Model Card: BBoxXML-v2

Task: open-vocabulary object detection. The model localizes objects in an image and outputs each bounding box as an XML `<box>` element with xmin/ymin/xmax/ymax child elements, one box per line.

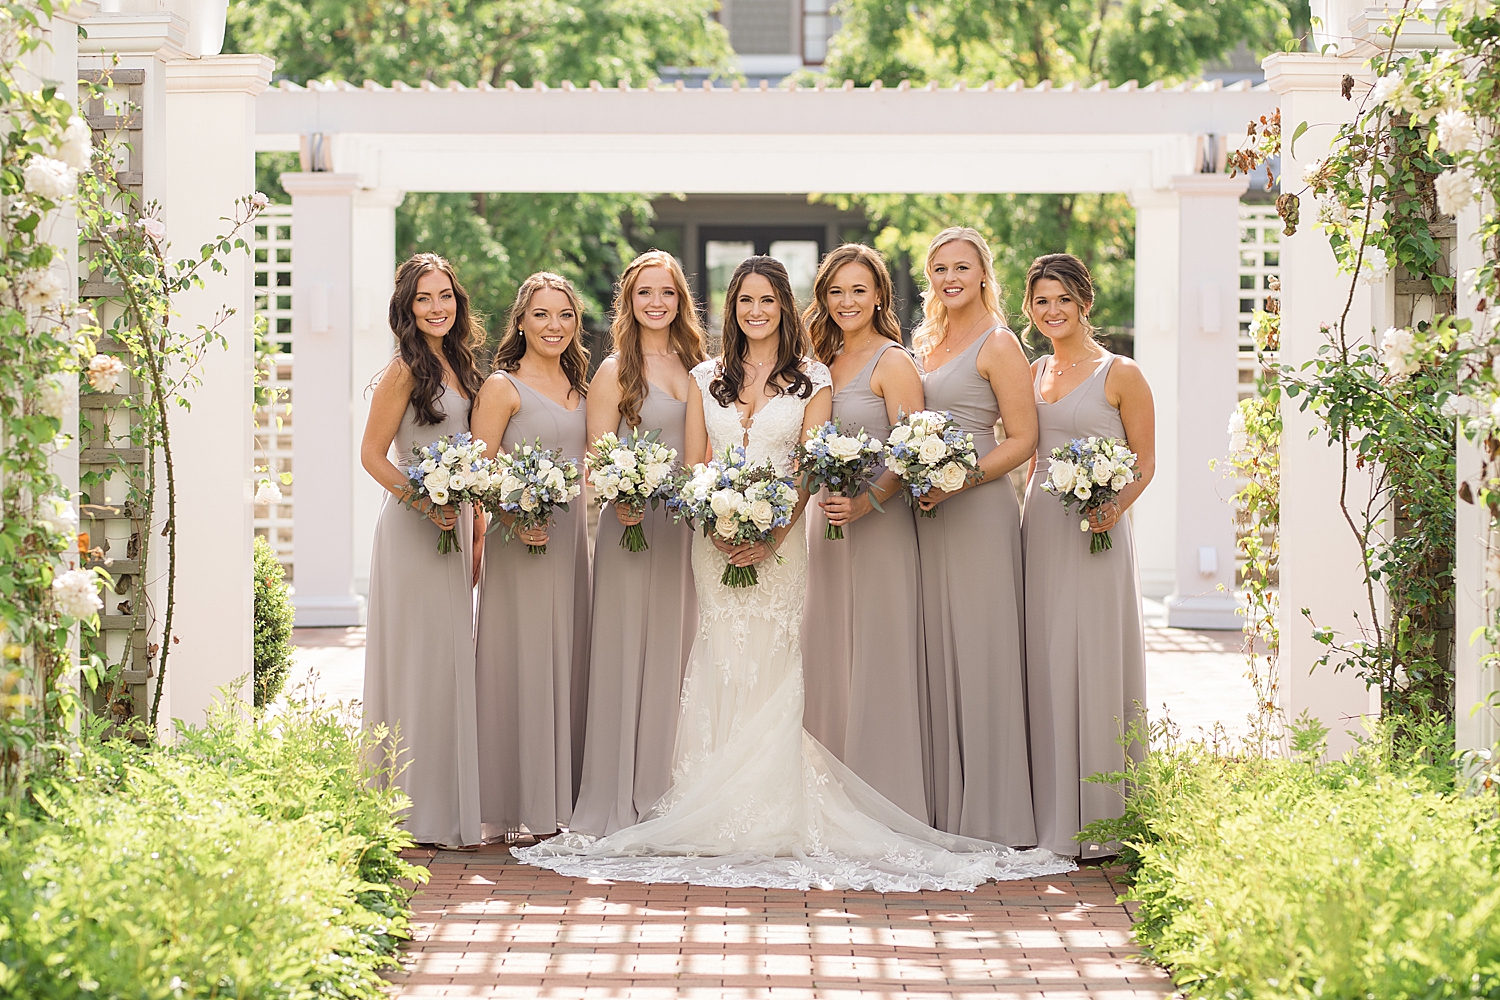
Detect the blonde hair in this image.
<box><xmin>1021</xmin><ymin>253</ymin><xmax>1098</xmax><ymax>343</ymax></box>
<box><xmin>493</xmin><ymin>271</ymin><xmax>590</xmax><ymax>398</ymax></box>
<box><xmin>609</xmin><ymin>250</ymin><xmax>708</xmax><ymax>429</ymax></box>
<box><xmin>804</xmin><ymin>244</ymin><xmax>903</xmax><ymax>366</ymax></box>
<box><xmin>912</xmin><ymin>227</ymin><xmax>1006</xmax><ymax>361</ymax></box>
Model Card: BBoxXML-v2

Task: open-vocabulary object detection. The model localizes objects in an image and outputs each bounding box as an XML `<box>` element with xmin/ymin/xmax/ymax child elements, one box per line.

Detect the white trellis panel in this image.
<box><xmin>254</xmin><ymin>204</ymin><xmax>294</xmax><ymax>580</ymax></box>
<box><xmin>1238</xmin><ymin>204</ymin><xmax>1281</xmax><ymax>401</ymax></box>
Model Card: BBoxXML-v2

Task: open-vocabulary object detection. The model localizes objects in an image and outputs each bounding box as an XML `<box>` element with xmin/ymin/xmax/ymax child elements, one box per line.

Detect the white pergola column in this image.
<box><xmin>283</xmin><ymin>172</ymin><xmax>364</xmax><ymax>627</ymax></box>
<box><xmin>159</xmin><ymin>54</ymin><xmax>273</xmax><ymax>725</ymax></box>
<box><xmin>1163</xmin><ymin>173</ymin><xmax>1249</xmax><ymax>629</ymax></box>
<box><xmin>1265</xmin><ymin>52</ymin><xmax>1381</xmax><ymax>754</ymax></box>
<box><xmin>1129</xmin><ymin>187</ymin><xmax>1180</xmax><ymax>601</ymax></box>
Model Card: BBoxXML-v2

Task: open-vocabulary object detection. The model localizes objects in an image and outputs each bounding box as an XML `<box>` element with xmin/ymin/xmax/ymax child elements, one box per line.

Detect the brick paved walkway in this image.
<box><xmin>388</xmin><ymin>845</ymin><xmax>1171</xmax><ymax>999</ymax></box>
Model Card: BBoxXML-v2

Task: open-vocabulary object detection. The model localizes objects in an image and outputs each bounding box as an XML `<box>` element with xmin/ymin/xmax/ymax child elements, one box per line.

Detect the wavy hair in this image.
<box><xmin>804</xmin><ymin>244</ymin><xmax>903</xmax><ymax>366</ymax></box>
<box><xmin>386</xmin><ymin>253</ymin><xmax>485</xmax><ymax>425</ymax></box>
<box><xmin>492</xmin><ymin>271</ymin><xmax>590</xmax><ymax>398</ymax></box>
<box><xmin>609</xmin><ymin>250</ymin><xmax>708</xmax><ymax>428</ymax></box>
<box><xmin>911</xmin><ymin>227</ymin><xmax>1006</xmax><ymax>361</ymax></box>
<box><xmin>1021</xmin><ymin>252</ymin><xmax>1098</xmax><ymax>345</ymax></box>
<box><xmin>709</xmin><ymin>256</ymin><xmax>814</xmax><ymax>409</ymax></box>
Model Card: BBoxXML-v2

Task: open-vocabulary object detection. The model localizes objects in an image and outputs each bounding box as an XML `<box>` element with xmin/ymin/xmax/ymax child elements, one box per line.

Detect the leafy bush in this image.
<box><xmin>253</xmin><ymin>534</ymin><xmax>295</xmax><ymax>708</ymax></box>
<box><xmin>0</xmin><ymin>699</ymin><xmax>425</xmax><ymax>997</ymax></box>
<box><xmin>1098</xmin><ymin>721</ymin><xmax>1500</xmax><ymax>999</ymax></box>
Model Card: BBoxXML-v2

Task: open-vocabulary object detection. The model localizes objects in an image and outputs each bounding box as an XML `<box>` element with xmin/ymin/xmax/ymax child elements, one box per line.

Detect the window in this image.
<box><xmin>802</xmin><ymin>0</ymin><xmax>839</xmax><ymax>65</ymax></box>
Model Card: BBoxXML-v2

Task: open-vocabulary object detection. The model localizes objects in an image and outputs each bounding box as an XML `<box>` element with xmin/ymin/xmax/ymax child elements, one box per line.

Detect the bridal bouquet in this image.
<box><xmin>883</xmin><ymin>410</ymin><xmax>983</xmax><ymax>517</ymax></box>
<box><xmin>403</xmin><ymin>432</ymin><xmax>496</xmax><ymax>554</ymax></box>
<box><xmin>798</xmin><ymin>420</ymin><xmax>886</xmax><ymax>540</ymax></box>
<box><xmin>585</xmin><ymin>428</ymin><xmax>679</xmax><ymax>552</ymax></box>
<box><xmin>484</xmin><ymin>439</ymin><xmax>583</xmax><ymax>555</ymax></box>
<box><xmin>669</xmin><ymin>446</ymin><xmax>797</xmax><ymax>588</ymax></box>
<box><xmin>1041</xmin><ymin>436</ymin><xmax>1138</xmax><ymax>554</ymax></box>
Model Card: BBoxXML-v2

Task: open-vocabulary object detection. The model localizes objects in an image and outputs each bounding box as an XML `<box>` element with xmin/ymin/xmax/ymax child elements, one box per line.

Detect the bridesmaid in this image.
<box><xmin>1021</xmin><ymin>253</ymin><xmax>1154</xmax><ymax>858</ymax></box>
<box><xmin>799</xmin><ymin>244</ymin><xmax>930</xmax><ymax>823</ymax></box>
<box><xmin>471</xmin><ymin>272</ymin><xmax>592</xmax><ymax>840</ymax></box>
<box><xmin>360</xmin><ymin>253</ymin><xmax>486</xmax><ymax>848</ymax></box>
<box><xmin>571</xmin><ymin>251</ymin><xmax>707</xmax><ymax>836</ymax></box>
<box><xmin>912</xmin><ymin>227</ymin><xmax>1040</xmax><ymax>846</ymax></box>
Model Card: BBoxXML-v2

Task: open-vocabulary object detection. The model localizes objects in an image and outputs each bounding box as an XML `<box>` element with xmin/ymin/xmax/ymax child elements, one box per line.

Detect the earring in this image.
<box><xmin>875</xmin><ymin>304</ymin><xmax>881</xmax><ymax>311</ymax></box>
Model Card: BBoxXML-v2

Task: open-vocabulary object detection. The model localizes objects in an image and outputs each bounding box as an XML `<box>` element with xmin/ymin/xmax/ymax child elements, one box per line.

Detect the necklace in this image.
<box><xmin>943</xmin><ymin>315</ymin><xmax>993</xmax><ymax>353</ymax></box>
<box><xmin>1049</xmin><ymin>351</ymin><xmax>1100</xmax><ymax>376</ymax></box>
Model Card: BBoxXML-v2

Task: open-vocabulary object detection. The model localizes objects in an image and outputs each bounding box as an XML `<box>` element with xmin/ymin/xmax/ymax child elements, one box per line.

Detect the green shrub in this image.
<box><xmin>0</xmin><ymin>698</ymin><xmax>425</xmax><ymax>997</ymax></box>
<box><xmin>253</xmin><ymin>534</ymin><xmax>295</xmax><ymax>708</ymax></box>
<box><xmin>1105</xmin><ymin>722</ymin><xmax>1500</xmax><ymax>999</ymax></box>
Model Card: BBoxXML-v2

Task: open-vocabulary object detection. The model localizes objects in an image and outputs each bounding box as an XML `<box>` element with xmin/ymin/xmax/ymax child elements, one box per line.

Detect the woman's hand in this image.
<box><xmin>917</xmin><ymin>485</ymin><xmax>965</xmax><ymax>512</ymax></box>
<box><xmin>426</xmin><ymin>502</ymin><xmax>458</xmax><ymax>530</ymax></box>
<box><xmin>822</xmin><ymin>492</ymin><xmax>874</xmax><ymax>527</ymax></box>
<box><xmin>518</xmin><ymin>523</ymin><xmax>549</xmax><ymax>548</ymax></box>
<box><xmin>1088</xmin><ymin>500</ymin><xmax>1122</xmax><ymax>534</ymax></box>
<box><xmin>711</xmin><ymin>533</ymin><xmax>779</xmax><ymax>567</ymax></box>
<box><xmin>614</xmin><ymin>503</ymin><xmax>645</xmax><ymax>527</ymax></box>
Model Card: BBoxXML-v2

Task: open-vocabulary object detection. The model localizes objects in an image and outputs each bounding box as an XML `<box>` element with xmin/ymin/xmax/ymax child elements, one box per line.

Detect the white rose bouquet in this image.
<box><xmin>797</xmin><ymin>419</ymin><xmax>886</xmax><ymax>540</ymax></box>
<box><xmin>667</xmin><ymin>445</ymin><xmax>797</xmax><ymax>588</ymax></box>
<box><xmin>403</xmin><ymin>432</ymin><xmax>496</xmax><ymax>554</ymax></box>
<box><xmin>882</xmin><ymin>410</ymin><xmax>983</xmax><ymax>517</ymax></box>
<box><xmin>585</xmin><ymin>427</ymin><xmax>680</xmax><ymax>553</ymax></box>
<box><xmin>484</xmin><ymin>439</ymin><xmax>583</xmax><ymax>555</ymax></box>
<box><xmin>1041</xmin><ymin>435</ymin><xmax>1138</xmax><ymax>554</ymax></box>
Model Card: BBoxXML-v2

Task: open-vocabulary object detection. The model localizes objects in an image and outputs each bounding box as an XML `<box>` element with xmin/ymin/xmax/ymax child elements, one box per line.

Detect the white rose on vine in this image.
<box><xmin>255</xmin><ymin>479</ymin><xmax>283</xmax><ymax>505</ymax></box>
<box><xmin>55</xmin><ymin>116</ymin><xmax>92</xmax><ymax>171</ymax></box>
<box><xmin>37</xmin><ymin>495</ymin><xmax>77</xmax><ymax>537</ymax></box>
<box><xmin>1359</xmin><ymin>246</ymin><xmax>1390</xmax><ymax>284</ymax></box>
<box><xmin>138</xmin><ymin>217</ymin><xmax>166</xmax><ymax>242</ymax></box>
<box><xmin>52</xmin><ymin>568</ymin><xmax>102</xmax><ymax>621</ymax></box>
<box><xmin>1435</xmin><ymin>168</ymin><xmax>1477</xmax><ymax>216</ymax></box>
<box><xmin>20</xmin><ymin>269</ymin><xmax>67</xmax><ymax>309</ymax></box>
<box><xmin>1317</xmin><ymin>196</ymin><xmax>1352</xmax><ymax>229</ymax></box>
<box><xmin>1380</xmin><ymin>326</ymin><xmax>1420</xmax><ymax>378</ymax></box>
<box><xmin>1436</xmin><ymin>108</ymin><xmax>1478</xmax><ymax>153</ymax></box>
<box><xmin>23</xmin><ymin>155</ymin><xmax>75</xmax><ymax>201</ymax></box>
<box><xmin>87</xmin><ymin>354</ymin><xmax>125</xmax><ymax>393</ymax></box>
<box><xmin>38</xmin><ymin>374</ymin><xmax>67</xmax><ymax>420</ymax></box>
<box><xmin>1227</xmin><ymin>407</ymin><xmax>1249</xmax><ymax>455</ymax></box>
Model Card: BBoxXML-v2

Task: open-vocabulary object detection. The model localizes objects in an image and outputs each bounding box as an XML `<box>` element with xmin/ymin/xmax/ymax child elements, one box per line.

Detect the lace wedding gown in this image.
<box><xmin>514</xmin><ymin>359</ymin><xmax>1074</xmax><ymax>891</ymax></box>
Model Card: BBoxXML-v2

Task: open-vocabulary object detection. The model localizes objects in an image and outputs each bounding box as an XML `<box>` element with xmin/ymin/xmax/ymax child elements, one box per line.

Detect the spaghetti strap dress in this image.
<box><xmin>801</xmin><ymin>341</ymin><xmax>929</xmax><ymax>823</ymax></box>
<box><xmin>571</xmin><ymin>383</ymin><xmax>698</xmax><ymax>836</ymax></box>
<box><xmin>474</xmin><ymin>375</ymin><xmax>592</xmax><ymax>839</ymax></box>
<box><xmin>1022</xmin><ymin>353</ymin><xmax>1146</xmax><ymax>857</ymax></box>
<box><xmin>917</xmin><ymin>330</ymin><xmax>1036</xmax><ymax>846</ymax></box>
<box><xmin>363</xmin><ymin>385</ymin><xmax>482</xmax><ymax>847</ymax></box>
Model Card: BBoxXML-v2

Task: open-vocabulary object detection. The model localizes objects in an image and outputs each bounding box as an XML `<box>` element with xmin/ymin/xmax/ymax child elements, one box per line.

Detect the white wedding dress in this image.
<box><xmin>514</xmin><ymin>358</ymin><xmax>1074</xmax><ymax>891</ymax></box>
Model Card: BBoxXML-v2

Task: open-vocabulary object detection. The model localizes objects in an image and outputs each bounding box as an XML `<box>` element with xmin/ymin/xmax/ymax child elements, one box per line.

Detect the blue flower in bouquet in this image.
<box><xmin>403</xmin><ymin>432</ymin><xmax>495</xmax><ymax>554</ymax></box>
<box><xmin>1041</xmin><ymin>435</ymin><xmax>1138</xmax><ymax>554</ymax></box>
<box><xmin>798</xmin><ymin>420</ymin><xmax>886</xmax><ymax>539</ymax></box>
<box><xmin>484</xmin><ymin>439</ymin><xmax>583</xmax><ymax>555</ymax></box>
<box><xmin>670</xmin><ymin>446</ymin><xmax>797</xmax><ymax>587</ymax></box>
<box><xmin>882</xmin><ymin>410</ymin><xmax>983</xmax><ymax>517</ymax></box>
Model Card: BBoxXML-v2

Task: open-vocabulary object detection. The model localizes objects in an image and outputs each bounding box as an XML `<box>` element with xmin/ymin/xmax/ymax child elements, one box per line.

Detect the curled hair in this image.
<box><xmin>386</xmin><ymin>253</ymin><xmax>485</xmax><ymax>425</ymax></box>
<box><xmin>804</xmin><ymin>244</ymin><xmax>903</xmax><ymax>366</ymax></box>
<box><xmin>709</xmin><ymin>255</ymin><xmax>814</xmax><ymax>409</ymax></box>
<box><xmin>1022</xmin><ymin>253</ymin><xmax>1098</xmax><ymax>344</ymax></box>
<box><xmin>609</xmin><ymin>250</ymin><xmax>708</xmax><ymax>428</ymax></box>
<box><xmin>912</xmin><ymin>227</ymin><xmax>1006</xmax><ymax>361</ymax></box>
<box><xmin>492</xmin><ymin>271</ymin><xmax>590</xmax><ymax>398</ymax></box>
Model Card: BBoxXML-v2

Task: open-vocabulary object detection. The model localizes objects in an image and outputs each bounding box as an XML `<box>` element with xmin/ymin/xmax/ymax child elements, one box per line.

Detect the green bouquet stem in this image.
<box><xmin>527</xmin><ymin>543</ymin><xmax>548</xmax><ymax>555</ymax></box>
<box><xmin>436</xmin><ymin>527</ymin><xmax>459</xmax><ymax>554</ymax></box>
<box><xmin>721</xmin><ymin>562</ymin><xmax>759</xmax><ymax>588</ymax></box>
<box><xmin>824</xmin><ymin>491</ymin><xmax>846</xmax><ymax>540</ymax></box>
<box><xmin>619</xmin><ymin>507</ymin><xmax>649</xmax><ymax>552</ymax></box>
<box><xmin>917</xmin><ymin>505</ymin><xmax>938</xmax><ymax>518</ymax></box>
<box><xmin>1090</xmin><ymin>529</ymin><xmax>1113</xmax><ymax>555</ymax></box>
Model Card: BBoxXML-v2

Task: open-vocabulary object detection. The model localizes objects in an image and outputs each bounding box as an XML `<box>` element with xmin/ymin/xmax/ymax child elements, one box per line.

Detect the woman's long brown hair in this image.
<box><xmin>492</xmin><ymin>271</ymin><xmax>590</xmax><ymax>398</ymax></box>
<box><xmin>387</xmin><ymin>253</ymin><xmax>485</xmax><ymax>425</ymax></box>
<box><xmin>804</xmin><ymin>244</ymin><xmax>904</xmax><ymax>366</ymax></box>
<box><xmin>709</xmin><ymin>256</ymin><xmax>814</xmax><ymax>409</ymax></box>
<box><xmin>609</xmin><ymin>250</ymin><xmax>708</xmax><ymax>428</ymax></box>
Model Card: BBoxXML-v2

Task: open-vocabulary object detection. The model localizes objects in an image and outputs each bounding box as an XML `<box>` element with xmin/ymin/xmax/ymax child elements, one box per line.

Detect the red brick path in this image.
<box><xmin>388</xmin><ymin>846</ymin><xmax>1172</xmax><ymax>999</ymax></box>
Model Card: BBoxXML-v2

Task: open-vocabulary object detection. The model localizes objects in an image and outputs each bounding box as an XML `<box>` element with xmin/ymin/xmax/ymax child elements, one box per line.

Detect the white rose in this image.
<box><xmin>611</xmin><ymin>449</ymin><xmax>637</xmax><ymax>471</ymax></box>
<box><xmin>1359</xmin><ymin>246</ymin><xmax>1390</xmax><ymax>284</ymax></box>
<box><xmin>251</xmin><ymin>191</ymin><xmax>271</xmax><ymax>209</ymax></box>
<box><xmin>56</xmin><ymin>117</ymin><xmax>93</xmax><ymax>171</ymax></box>
<box><xmin>52</xmin><ymin>567</ymin><xmax>102</xmax><ymax>620</ymax></box>
<box><xmin>748</xmin><ymin>498</ymin><xmax>775</xmax><ymax>530</ymax></box>
<box><xmin>887</xmin><ymin>424</ymin><xmax>912</xmax><ymax>445</ymax></box>
<box><xmin>644</xmin><ymin>462</ymin><xmax>672</xmax><ymax>486</ymax></box>
<box><xmin>1091</xmin><ymin>459</ymin><xmax>1112</xmax><ymax>486</ymax></box>
<box><xmin>827</xmin><ymin>436</ymin><xmax>864</xmax><ymax>462</ymax></box>
<box><xmin>86</xmin><ymin>354</ymin><xmax>125</xmax><ymax>393</ymax></box>
<box><xmin>1048</xmin><ymin>459</ymin><xmax>1077</xmax><ymax>491</ymax></box>
<box><xmin>545</xmin><ymin>467</ymin><xmax>566</xmax><ymax>491</ymax></box>
<box><xmin>1380</xmin><ymin>326</ymin><xmax>1420</xmax><ymax>378</ymax></box>
<box><xmin>37</xmin><ymin>374</ymin><xmax>67</xmax><ymax>420</ymax></box>
<box><xmin>1227</xmin><ymin>408</ymin><xmax>1249</xmax><ymax>454</ymax></box>
<box><xmin>886</xmin><ymin>458</ymin><xmax>907</xmax><ymax>477</ymax></box>
<box><xmin>1073</xmin><ymin>483</ymin><xmax>1092</xmax><ymax>501</ymax></box>
<box><xmin>936</xmin><ymin>462</ymin><xmax>967</xmax><ymax>493</ymax></box>
<box><xmin>254</xmin><ymin>479</ymin><xmax>283</xmax><ymax>505</ymax></box>
<box><xmin>714</xmin><ymin>515</ymin><xmax>737</xmax><ymax>539</ymax></box>
<box><xmin>23</xmin><ymin>156</ymin><xmax>74</xmax><ymax>201</ymax></box>
<box><xmin>423</xmin><ymin>468</ymin><xmax>450</xmax><ymax>492</ymax></box>
<box><xmin>916</xmin><ymin>436</ymin><xmax>947</xmax><ymax>464</ymax></box>
<box><xmin>519</xmin><ymin>487</ymin><xmax>538</xmax><ymax>512</ymax></box>
<box><xmin>1436</xmin><ymin>108</ymin><xmax>1477</xmax><ymax>153</ymax></box>
<box><xmin>421</xmin><ymin>458</ymin><xmax>438</xmax><ymax>474</ymax></box>
<box><xmin>500</xmin><ymin>475</ymin><xmax>522</xmax><ymax>496</ymax></box>
<box><xmin>1436</xmin><ymin>168</ymin><xmax>1477</xmax><ymax>216</ymax></box>
<box><xmin>1111</xmin><ymin>474</ymin><xmax>1128</xmax><ymax>491</ymax></box>
<box><xmin>37</xmin><ymin>494</ymin><xmax>78</xmax><ymax>536</ymax></box>
<box><xmin>137</xmin><ymin>217</ymin><xmax>165</xmax><ymax>242</ymax></box>
<box><xmin>21</xmin><ymin>269</ymin><xmax>67</xmax><ymax>309</ymax></box>
<box><xmin>710</xmin><ymin>489</ymin><xmax>741</xmax><ymax>519</ymax></box>
<box><xmin>442</xmin><ymin>447</ymin><xmax>461</xmax><ymax>466</ymax></box>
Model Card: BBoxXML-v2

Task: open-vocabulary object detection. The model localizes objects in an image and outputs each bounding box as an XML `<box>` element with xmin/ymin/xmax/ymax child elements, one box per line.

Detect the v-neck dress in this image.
<box><xmin>917</xmin><ymin>330</ymin><xmax>1036</xmax><ymax>847</ymax></box>
<box><xmin>571</xmin><ymin>382</ymin><xmax>699</xmax><ymax>836</ymax></box>
<box><xmin>474</xmin><ymin>374</ymin><xmax>592</xmax><ymax>839</ymax></box>
<box><xmin>363</xmin><ymin>385</ymin><xmax>482</xmax><ymax>847</ymax></box>
<box><xmin>800</xmin><ymin>342</ymin><xmax>930</xmax><ymax>823</ymax></box>
<box><xmin>1022</xmin><ymin>353</ymin><xmax>1145</xmax><ymax>858</ymax></box>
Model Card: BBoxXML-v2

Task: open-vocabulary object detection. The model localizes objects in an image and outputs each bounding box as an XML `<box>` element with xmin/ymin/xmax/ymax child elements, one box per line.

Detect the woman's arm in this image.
<box><xmin>1089</xmin><ymin>358</ymin><xmax>1156</xmax><ymax>534</ymax></box>
<box><xmin>684</xmin><ymin>377</ymin><xmax>710</xmax><ymax>466</ymax></box>
<box><xmin>823</xmin><ymin>348</ymin><xmax>924</xmax><ymax>527</ymax></box>
<box><xmin>360</xmin><ymin>360</ymin><xmax>456</xmax><ymax>530</ymax></box>
<box><xmin>918</xmin><ymin>328</ymin><xmax>1037</xmax><ymax>511</ymax></box>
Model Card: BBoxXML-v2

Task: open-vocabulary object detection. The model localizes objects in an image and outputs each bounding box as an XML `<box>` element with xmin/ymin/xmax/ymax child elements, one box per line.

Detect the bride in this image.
<box><xmin>516</xmin><ymin>256</ymin><xmax>1073</xmax><ymax>890</ymax></box>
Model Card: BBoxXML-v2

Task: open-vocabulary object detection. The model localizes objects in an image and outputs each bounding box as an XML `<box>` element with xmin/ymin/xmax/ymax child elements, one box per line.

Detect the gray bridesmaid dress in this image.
<box><xmin>570</xmin><ymin>383</ymin><xmax>698</xmax><ymax>835</ymax></box>
<box><xmin>363</xmin><ymin>385</ymin><xmax>482</xmax><ymax>847</ymax></box>
<box><xmin>801</xmin><ymin>342</ymin><xmax>929</xmax><ymax>823</ymax></box>
<box><xmin>474</xmin><ymin>375</ymin><xmax>592</xmax><ymax>839</ymax></box>
<box><xmin>917</xmin><ymin>329</ymin><xmax>1036</xmax><ymax>846</ymax></box>
<box><xmin>1022</xmin><ymin>353</ymin><xmax>1146</xmax><ymax>858</ymax></box>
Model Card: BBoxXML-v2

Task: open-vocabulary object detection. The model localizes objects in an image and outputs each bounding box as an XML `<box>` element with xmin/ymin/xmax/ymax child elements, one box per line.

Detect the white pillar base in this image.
<box><xmin>1165</xmin><ymin>591</ymin><xmax>1242</xmax><ymax>630</ymax></box>
<box><xmin>293</xmin><ymin>594</ymin><xmax>367</xmax><ymax>627</ymax></box>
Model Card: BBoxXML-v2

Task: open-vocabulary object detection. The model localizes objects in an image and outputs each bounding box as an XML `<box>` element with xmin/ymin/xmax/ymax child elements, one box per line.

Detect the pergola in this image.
<box><xmin>256</xmin><ymin>79</ymin><xmax>1275</xmax><ymax>634</ymax></box>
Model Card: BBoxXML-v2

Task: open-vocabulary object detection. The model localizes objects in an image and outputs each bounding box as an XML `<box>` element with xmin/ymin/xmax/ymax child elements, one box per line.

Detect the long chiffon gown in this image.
<box><xmin>1023</xmin><ymin>354</ymin><xmax>1146</xmax><ymax>857</ymax></box>
<box><xmin>514</xmin><ymin>358</ymin><xmax>1072</xmax><ymax>891</ymax></box>
<box><xmin>570</xmin><ymin>384</ymin><xmax>698</xmax><ymax>836</ymax></box>
<box><xmin>917</xmin><ymin>329</ymin><xmax>1037</xmax><ymax>846</ymax></box>
<box><xmin>801</xmin><ymin>341</ymin><xmax>929</xmax><ymax>823</ymax></box>
<box><xmin>363</xmin><ymin>385</ymin><xmax>482</xmax><ymax>847</ymax></box>
<box><xmin>474</xmin><ymin>375</ymin><xmax>591</xmax><ymax>840</ymax></box>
